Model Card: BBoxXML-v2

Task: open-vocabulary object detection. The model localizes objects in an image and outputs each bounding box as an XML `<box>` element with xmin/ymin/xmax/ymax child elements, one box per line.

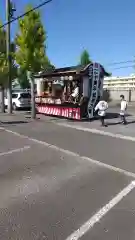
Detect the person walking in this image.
<box><xmin>120</xmin><ymin>95</ymin><xmax>127</xmax><ymax>125</ymax></box>
<box><xmin>95</xmin><ymin>98</ymin><xmax>108</xmax><ymax>127</ymax></box>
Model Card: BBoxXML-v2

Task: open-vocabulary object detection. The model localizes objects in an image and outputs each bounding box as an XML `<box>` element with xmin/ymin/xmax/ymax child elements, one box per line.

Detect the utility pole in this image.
<box><xmin>6</xmin><ymin>0</ymin><xmax>12</xmax><ymax>114</ymax></box>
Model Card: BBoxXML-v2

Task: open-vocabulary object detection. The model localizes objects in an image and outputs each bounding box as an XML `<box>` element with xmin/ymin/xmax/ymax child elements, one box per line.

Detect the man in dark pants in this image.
<box><xmin>95</xmin><ymin>98</ymin><xmax>108</xmax><ymax>127</ymax></box>
<box><xmin>100</xmin><ymin>115</ymin><xmax>105</xmax><ymax>126</ymax></box>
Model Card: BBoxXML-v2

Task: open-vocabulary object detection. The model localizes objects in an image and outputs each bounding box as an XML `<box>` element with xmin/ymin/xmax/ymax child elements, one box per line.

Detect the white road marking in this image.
<box><xmin>56</xmin><ymin>122</ymin><xmax>135</xmax><ymax>142</ymax></box>
<box><xmin>0</xmin><ymin>146</ymin><xmax>30</xmax><ymax>157</ymax></box>
<box><xmin>65</xmin><ymin>180</ymin><xmax>135</xmax><ymax>240</ymax></box>
<box><xmin>2</xmin><ymin>128</ymin><xmax>135</xmax><ymax>179</ymax></box>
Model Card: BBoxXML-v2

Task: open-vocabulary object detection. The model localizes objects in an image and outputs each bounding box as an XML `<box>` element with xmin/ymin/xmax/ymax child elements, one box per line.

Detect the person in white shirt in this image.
<box><xmin>120</xmin><ymin>95</ymin><xmax>127</xmax><ymax>124</ymax></box>
<box><xmin>71</xmin><ymin>86</ymin><xmax>79</xmax><ymax>98</ymax></box>
<box><xmin>71</xmin><ymin>82</ymin><xmax>79</xmax><ymax>103</ymax></box>
<box><xmin>95</xmin><ymin>98</ymin><xmax>108</xmax><ymax>127</ymax></box>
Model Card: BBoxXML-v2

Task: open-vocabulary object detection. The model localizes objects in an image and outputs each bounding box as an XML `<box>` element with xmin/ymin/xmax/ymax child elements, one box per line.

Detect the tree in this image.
<box><xmin>17</xmin><ymin>56</ymin><xmax>54</xmax><ymax>90</ymax></box>
<box><xmin>0</xmin><ymin>53</ymin><xmax>7</xmax><ymax>112</ymax></box>
<box><xmin>0</xmin><ymin>50</ymin><xmax>17</xmax><ymax>113</ymax></box>
<box><xmin>79</xmin><ymin>49</ymin><xmax>92</xmax><ymax>66</ymax></box>
<box><xmin>42</xmin><ymin>55</ymin><xmax>55</xmax><ymax>73</ymax></box>
<box><xmin>17</xmin><ymin>68</ymin><xmax>30</xmax><ymax>89</ymax></box>
<box><xmin>108</xmin><ymin>72</ymin><xmax>112</xmax><ymax>76</ymax></box>
<box><xmin>0</xmin><ymin>27</ymin><xmax>6</xmax><ymax>54</ymax></box>
<box><xmin>0</xmin><ymin>21</ymin><xmax>17</xmax><ymax>112</ymax></box>
<box><xmin>15</xmin><ymin>4</ymin><xmax>48</xmax><ymax>119</ymax></box>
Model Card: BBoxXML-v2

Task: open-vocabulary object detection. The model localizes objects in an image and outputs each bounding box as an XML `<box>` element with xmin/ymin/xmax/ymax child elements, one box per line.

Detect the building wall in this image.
<box><xmin>104</xmin><ymin>89</ymin><xmax>135</xmax><ymax>102</ymax></box>
<box><xmin>103</xmin><ymin>75</ymin><xmax>135</xmax><ymax>90</ymax></box>
<box><xmin>103</xmin><ymin>75</ymin><xmax>135</xmax><ymax>102</ymax></box>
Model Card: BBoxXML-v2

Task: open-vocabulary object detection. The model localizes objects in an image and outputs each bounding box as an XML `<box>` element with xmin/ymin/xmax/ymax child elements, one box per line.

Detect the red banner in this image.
<box><xmin>37</xmin><ymin>105</ymin><xmax>80</xmax><ymax>120</ymax></box>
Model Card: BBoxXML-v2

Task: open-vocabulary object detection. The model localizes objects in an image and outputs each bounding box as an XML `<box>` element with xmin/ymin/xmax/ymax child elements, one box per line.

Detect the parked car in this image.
<box><xmin>4</xmin><ymin>92</ymin><xmax>31</xmax><ymax>110</ymax></box>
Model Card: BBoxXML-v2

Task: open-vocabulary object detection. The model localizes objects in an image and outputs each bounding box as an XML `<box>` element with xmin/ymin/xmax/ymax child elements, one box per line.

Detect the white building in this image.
<box><xmin>103</xmin><ymin>74</ymin><xmax>135</xmax><ymax>101</ymax></box>
<box><xmin>104</xmin><ymin>74</ymin><xmax>135</xmax><ymax>90</ymax></box>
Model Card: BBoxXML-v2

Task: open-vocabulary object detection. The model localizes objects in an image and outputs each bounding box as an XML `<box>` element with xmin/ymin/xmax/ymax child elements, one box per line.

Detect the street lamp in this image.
<box><xmin>9</xmin><ymin>1</ymin><xmax>16</xmax><ymax>18</ymax></box>
<box><xmin>6</xmin><ymin>0</ymin><xmax>16</xmax><ymax>114</ymax></box>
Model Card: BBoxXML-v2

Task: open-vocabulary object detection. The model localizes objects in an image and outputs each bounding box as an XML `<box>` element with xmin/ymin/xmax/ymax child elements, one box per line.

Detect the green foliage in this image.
<box><xmin>107</xmin><ymin>72</ymin><xmax>112</xmax><ymax>76</ymax></box>
<box><xmin>42</xmin><ymin>55</ymin><xmax>55</xmax><ymax>72</ymax></box>
<box><xmin>17</xmin><ymin>68</ymin><xmax>30</xmax><ymax>89</ymax></box>
<box><xmin>0</xmin><ymin>53</ymin><xmax>8</xmax><ymax>85</ymax></box>
<box><xmin>0</xmin><ymin>20</ymin><xmax>6</xmax><ymax>52</ymax></box>
<box><xmin>103</xmin><ymin>68</ymin><xmax>112</xmax><ymax>77</ymax></box>
<box><xmin>79</xmin><ymin>49</ymin><xmax>92</xmax><ymax>66</ymax></box>
<box><xmin>0</xmin><ymin>20</ymin><xmax>17</xmax><ymax>87</ymax></box>
<box><xmin>15</xmin><ymin>4</ymin><xmax>47</xmax><ymax>73</ymax></box>
<box><xmin>0</xmin><ymin>22</ymin><xmax>8</xmax><ymax>86</ymax></box>
<box><xmin>0</xmin><ymin>50</ymin><xmax>17</xmax><ymax>87</ymax></box>
<box><xmin>0</xmin><ymin>54</ymin><xmax>17</xmax><ymax>87</ymax></box>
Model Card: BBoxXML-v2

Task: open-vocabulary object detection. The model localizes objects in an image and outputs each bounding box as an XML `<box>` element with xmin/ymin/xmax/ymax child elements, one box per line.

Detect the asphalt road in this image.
<box><xmin>0</xmin><ymin>117</ymin><xmax>135</xmax><ymax>239</ymax></box>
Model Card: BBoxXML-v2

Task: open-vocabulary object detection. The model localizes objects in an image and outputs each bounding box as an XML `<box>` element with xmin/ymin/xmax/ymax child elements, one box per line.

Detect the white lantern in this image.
<box><xmin>69</xmin><ymin>76</ymin><xmax>73</xmax><ymax>81</ymax></box>
<box><xmin>64</xmin><ymin>76</ymin><xmax>69</xmax><ymax>80</ymax></box>
<box><xmin>60</xmin><ymin>76</ymin><xmax>64</xmax><ymax>81</ymax></box>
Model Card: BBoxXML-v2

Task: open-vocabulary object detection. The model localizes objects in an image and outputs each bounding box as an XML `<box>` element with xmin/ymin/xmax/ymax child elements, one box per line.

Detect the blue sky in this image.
<box><xmin>1</xmin><ymin>0</ymin><xmax>135</xmax><ymax>76</ymax></box>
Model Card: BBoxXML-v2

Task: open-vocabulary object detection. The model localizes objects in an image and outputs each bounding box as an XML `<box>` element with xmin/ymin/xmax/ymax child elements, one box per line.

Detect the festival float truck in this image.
<box><xmin>34</xmin><ymin>63</ymin><xmax>109</xmax><ymax>120</ymax></box>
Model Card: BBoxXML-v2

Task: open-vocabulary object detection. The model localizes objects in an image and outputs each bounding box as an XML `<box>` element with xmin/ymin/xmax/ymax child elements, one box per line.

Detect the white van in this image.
<box><xmin>5</xmin><ymin>92</ymin><xmax>31</xmax><ymax>110</ymax></box>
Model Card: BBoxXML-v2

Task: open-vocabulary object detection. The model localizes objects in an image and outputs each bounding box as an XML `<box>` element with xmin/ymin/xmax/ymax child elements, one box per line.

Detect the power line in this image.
<box><xmin>111</xmin><ymin>65</ymin><xmax>135</xmax><ymax>70</ymax></box>
<box><xmin>0</xmin><ymin>0</ymin><xmax>52</xmax><ymax>29</ymax></box>
<box><xmin>107</xmin><ymin>60</ymin><xmax>134</xmax><ymax>66</ymax></box>
<box><xmin>1</xmin><ymin>0</ymin><xmax>134</xmax><ymax>73</ymax></box>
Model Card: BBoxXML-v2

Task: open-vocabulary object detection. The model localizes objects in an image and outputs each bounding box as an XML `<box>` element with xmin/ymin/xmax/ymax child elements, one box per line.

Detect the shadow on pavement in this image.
<box><xmin>126</xmin><ymin>120</ymin><xmax>135</xmax><ymax>125</ymax></box>
<box><xmin>0</xmin><ymin>120</ymin><xmax>28</xmax><ymax>125</ymax></box>
<box><xmin>106</xmin><ymin>112</ymin><xmax>131</xmax><ymax>119</ymax></box>
<box><xmin>107</xmin><ymin>120</ymin><xmax>135</xmax><ymax>126</ymax></box>
<box><xmin>67</xmin><ymin>112</ymin><xmax>132</xmax><ymax>123</ymax></box>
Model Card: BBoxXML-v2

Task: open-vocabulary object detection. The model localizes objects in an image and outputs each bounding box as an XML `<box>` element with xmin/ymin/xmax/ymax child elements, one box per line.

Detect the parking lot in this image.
<box><xmin>0</xmin><ymin>120</ymin><xmax>135</xmax><ymax>239</ymax></box>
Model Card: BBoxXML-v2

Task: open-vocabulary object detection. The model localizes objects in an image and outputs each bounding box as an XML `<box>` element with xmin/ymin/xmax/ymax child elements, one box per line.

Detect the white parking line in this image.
<box><xmin>65</xmin><ymin>180</ymin><xmax>135</xmax><ymax>240</ymax></box>
<box><xmin>0</xmin><ymin>146</ymin><xmax>30</xmax><ymax>156</ymax></box>
<box><xmin>56</xmin><ymin>122</ymin><xmax>135</xmax><ymax>142</ymax></box>
<box><xmin>2</xmin><ymin>127</ymin><xmax>135</xmax><ymax>179</ymax></box>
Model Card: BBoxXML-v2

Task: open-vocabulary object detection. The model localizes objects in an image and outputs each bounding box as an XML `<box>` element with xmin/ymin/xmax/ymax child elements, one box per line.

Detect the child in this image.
<box><xmin>95</xmin><ymin>98</ymin><xmax>108</xmax><ymax>127</ymax></box>
<box><xmin>120</xmin><ymin>95</ymin><xmax>127</xmax><ymax>124</ymax></box>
